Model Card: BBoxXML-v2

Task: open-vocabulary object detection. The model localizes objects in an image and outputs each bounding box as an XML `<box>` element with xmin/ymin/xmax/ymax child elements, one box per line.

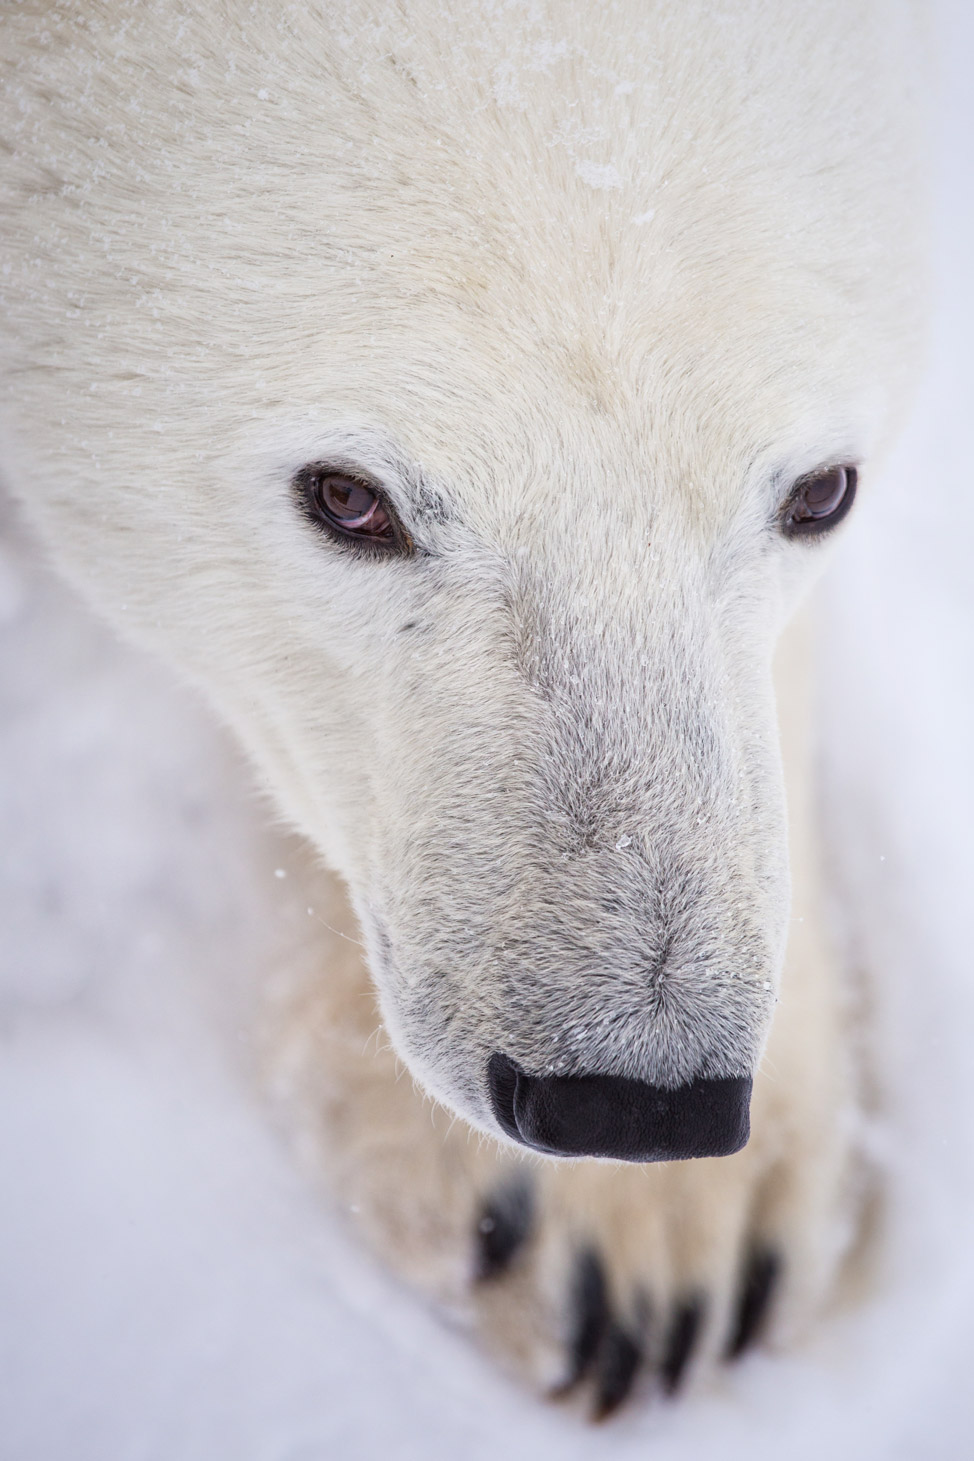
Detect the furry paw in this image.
<box><xmin>468</xmin><ymin>1106</ymin><xmax>858</xmax><ymax>1421</ymax></box>
<box><xmin>265</xmin><ymin>868</ymin><xmax>867</xmax><ymax>1421</ymax></box>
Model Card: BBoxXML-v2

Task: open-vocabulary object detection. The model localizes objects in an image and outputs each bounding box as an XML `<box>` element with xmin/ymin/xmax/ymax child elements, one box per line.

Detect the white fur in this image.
<box><xmin>0</xmin><ymin>0</ymin><xmax>925</xmax><ymax>1401</ymax></box>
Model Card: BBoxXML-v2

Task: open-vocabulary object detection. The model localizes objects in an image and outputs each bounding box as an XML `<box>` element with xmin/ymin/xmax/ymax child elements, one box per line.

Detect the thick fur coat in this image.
<box><xmin>0</xmin><ymin>0</ymin><xmax>925</xmax><ymax>1412</ymax></box>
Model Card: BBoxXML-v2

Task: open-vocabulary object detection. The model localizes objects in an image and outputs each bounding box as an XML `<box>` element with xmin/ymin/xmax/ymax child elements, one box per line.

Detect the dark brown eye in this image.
<box><xmin>782</xmin><ymin>464</ymin><xmax>857</xmax><ymax>538</ymax></box>
<box><xmin>296</xmin><ymin>466</ymin><xmax>409</xmax><ymax>552</ymax></box>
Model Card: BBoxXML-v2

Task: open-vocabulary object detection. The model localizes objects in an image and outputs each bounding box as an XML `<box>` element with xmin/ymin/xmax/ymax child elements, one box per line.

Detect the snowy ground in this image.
<box><xmin>2</xmin><ymin>8</ymin><xmax>972</xmax><ymax>1460</ymax></box>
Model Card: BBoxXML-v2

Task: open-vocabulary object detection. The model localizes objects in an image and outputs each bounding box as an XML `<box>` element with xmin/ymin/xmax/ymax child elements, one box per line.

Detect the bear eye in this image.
<box><xmin>296</xmin><ymin>465</ymin><xmax>410</xmax><ymax>553</ymax></box>
<box><xmin>781</xmin><ymin>464</ymin><xmax>857</xmax><ymax>538</ymax></box>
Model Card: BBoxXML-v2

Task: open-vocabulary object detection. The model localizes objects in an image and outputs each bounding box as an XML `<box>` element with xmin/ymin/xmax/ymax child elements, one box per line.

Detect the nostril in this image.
<box><xmin>487</xmin><ymin>1053</ymin><xmax>751</xmax><ymax>1162</ymax></box>
<box><xmin>486</xmin><ymin>1052</ymin><xmax>523</xmax><ymax>1143</ymax></box>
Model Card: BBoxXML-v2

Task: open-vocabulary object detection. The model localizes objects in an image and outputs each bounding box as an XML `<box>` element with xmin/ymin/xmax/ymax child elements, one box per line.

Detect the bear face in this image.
<box><xmin>0</xmin><ymin>2</ymin><xmax>923</xmax><ymax>1152</ymax></box>
<box><xmin>265</xmin><ymin>414</ymin><xmax>793</xmax><ymax>1130</ymax></box>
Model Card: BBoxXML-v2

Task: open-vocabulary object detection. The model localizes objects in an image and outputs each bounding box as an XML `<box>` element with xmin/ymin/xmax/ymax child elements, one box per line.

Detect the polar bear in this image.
<box><xmin>0</xmin><ymin>0</ymin><xmax>924</xmax><ymax>1418</ymax></box>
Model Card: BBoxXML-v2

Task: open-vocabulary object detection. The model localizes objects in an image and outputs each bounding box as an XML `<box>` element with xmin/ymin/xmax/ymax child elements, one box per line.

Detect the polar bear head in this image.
<box><xmin>0</xmin><ymin>3</ymin><xmax>922</xmax><ymax>1157</ymax></box>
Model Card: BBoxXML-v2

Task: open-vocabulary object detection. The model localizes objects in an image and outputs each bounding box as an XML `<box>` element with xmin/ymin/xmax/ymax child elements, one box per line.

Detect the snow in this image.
<box><xmin>574</xmin><ymin>160</ymin><xmax>623</xmax><ymax>190</ymax></box>
<box><xmin>2</xmin><ymin>5</ymin><xmax>972</xmax><ymax>1457</ymax></box>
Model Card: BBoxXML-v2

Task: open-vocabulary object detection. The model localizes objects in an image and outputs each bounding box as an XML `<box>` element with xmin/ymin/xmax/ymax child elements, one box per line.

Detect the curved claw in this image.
<box><xmin>474</xmin><ymin>1177</ymin><xmax>535</xmax><ymax>1282</ymax></box>
<box><xmin>592</xmin><ymin>1321</ymin><xmax>644</xmax><ymax>1421</ymax></box>
<box><xmin>725</xmin><ymin>1246</ymin><xmax>780</xmax><ymax>1358</ymax></box>
<box><xmin>552</xmin><ymin>1248</ymin><xmax>610</xmax><ymax>1395</ymax></box>
<box><xmin>661</xmin><ymin>1297</ymin><xmax>705</xmax><ymax>1395</ymax></box>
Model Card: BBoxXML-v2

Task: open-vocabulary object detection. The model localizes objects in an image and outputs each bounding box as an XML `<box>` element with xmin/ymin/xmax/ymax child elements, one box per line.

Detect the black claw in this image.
<box><xmin>553</xmin><ymin>1248</ymin><xmax>611</xmax><ymax>1393</ymax></box>
<box><xmin>661</xmin><ymin>1297</ymin><xmax>705</xmax><ymax>1395</ymax></box>
<box><xmin>592</xmin><ymin>1322</ymin><xmax>644</xmax><ymax>1421</ymax></box>
<box><xmin>726</xmin><ymin>1247</ymin><xmax>780</xmax><ymax>1359</ymax></box>
<box><xmin>474</xmin><ymin>1177</ymin><xmax>535</xmax><ymax>1282</ymax></box>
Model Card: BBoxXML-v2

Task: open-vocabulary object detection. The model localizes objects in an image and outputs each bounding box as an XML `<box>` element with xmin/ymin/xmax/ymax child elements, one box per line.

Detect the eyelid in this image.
<box><xmin>293</xmin><ymin>463</ymin><xmax>415</xmax><ymax>556</ymax></box>
<box><xmin>779</xmin><ymin>463</ymin><xmax>857</xmax><ymax>540</ymax></box>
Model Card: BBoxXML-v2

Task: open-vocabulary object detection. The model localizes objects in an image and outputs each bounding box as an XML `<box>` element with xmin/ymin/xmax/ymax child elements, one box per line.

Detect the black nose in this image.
<box><xmin>486</xmin><ymin>1053</ymin><xmax>751</xmax><ymax>1161</ymax></box>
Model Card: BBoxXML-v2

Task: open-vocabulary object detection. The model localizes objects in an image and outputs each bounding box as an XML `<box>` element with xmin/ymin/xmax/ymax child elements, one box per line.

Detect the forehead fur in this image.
<box><xmin>2</xmin><ymin>1</ymin><xmax>922</xmax><ymax>509</ymax></box>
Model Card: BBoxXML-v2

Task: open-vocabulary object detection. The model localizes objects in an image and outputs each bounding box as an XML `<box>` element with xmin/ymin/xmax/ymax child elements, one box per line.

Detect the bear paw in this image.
<box><xmin>465</xmin><ymin>1112</ymin><xmax>863</xmax><ymax>1419</ymax></box>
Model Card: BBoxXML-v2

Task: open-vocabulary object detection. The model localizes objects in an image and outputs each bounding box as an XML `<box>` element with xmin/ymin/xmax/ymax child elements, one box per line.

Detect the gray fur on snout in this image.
<box><xmin>362</xmin><ymin>540</ymin><xmax>787</xmax><ymax>1132</ymax></box>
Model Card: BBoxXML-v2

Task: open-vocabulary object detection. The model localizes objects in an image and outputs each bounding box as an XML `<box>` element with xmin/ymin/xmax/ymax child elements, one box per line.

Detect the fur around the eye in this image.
<box><xmin>781</xmin><ymin>465</ymin><xmax>857</xmax><ymax>539</ymax></box>
<box><xmin>295</xmin><ymin>465</ymin><xmax>411</xmax><ymax>554</ymax></box>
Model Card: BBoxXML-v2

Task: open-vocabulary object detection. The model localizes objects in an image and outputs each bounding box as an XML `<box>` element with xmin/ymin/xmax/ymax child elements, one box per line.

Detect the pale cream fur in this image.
<box><xmin>0</xmin><ymin>0</ymin><xmax>924</xmax><ymax>1409</ymax></box>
